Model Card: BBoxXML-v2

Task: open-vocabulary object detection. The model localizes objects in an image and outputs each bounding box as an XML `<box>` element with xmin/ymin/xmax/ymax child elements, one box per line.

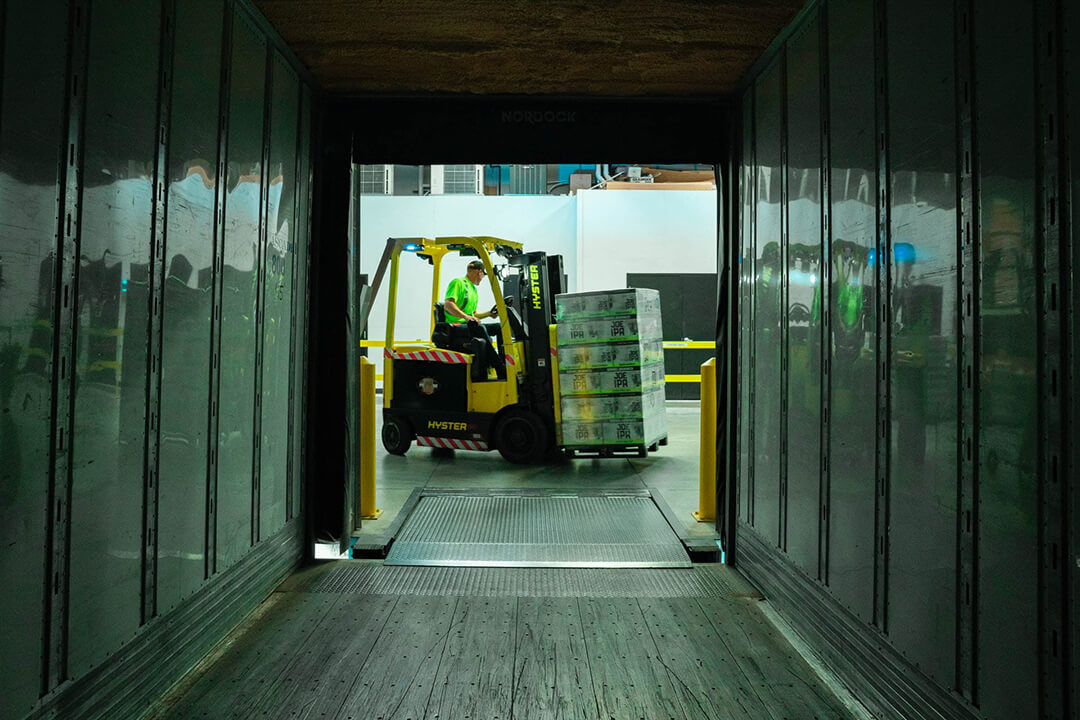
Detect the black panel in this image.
<box><xmin>512</xmin><ymin>252</ymin><xmax>557</xmax><ymax>424</ymax></box>
<box><xmin>738</xmin><ymin>91</ymin><xmax>754</xmax><ymax>526</ymax></box>
<box><xmin>680</xmin><ymin>276</ymin><xmax>716</xmax><ymax>401</ymax></box>
<box><xmin>142</xmin><ymin>0</ymin><xmax>176</xmax><ymax>626</ymax></box>
<box><xmin>306</xmin><ymin>106</ymin><xmax>350</xmax><ymax>550</ymax></box>
<box><xmin>391</xmin><ymin>360</ymin><xmax>468</xmax><ymax>412</ymax></box>
<box><xmin>290</xmin><ymin>88</ymin><xmax>311</xmax><ymax>522</ymax></box>
<box><xmin>825</xmin><ymin>0</ymin><xmax>877</xmax><ymax>624</ymax></box>
<box><xmin>67</xmin><ymin>0</ymin><xmax>160</xmax><ymax>678</ymax></box>
<box><xmin>217</xmin><ymin>8</ymin><xmax>265</xmax><ymax>571</ymax></box>
<box><xmin>158</xmin><ymin>0</ymin><xmax>224</xmax><ymax>613</ymax></box>
<box><xmin>1034</xmin><ymin>1</ymin><xmax>1071</xmax><ymax>716</ymax></box>
<box><xmin>260</xmin><ymin>54</ymin><xmax>299</xmax><ymax>541</ymax></box>
<box><xmin>885</xmin><ymin>0</ymin><xmax>958</xmax><ymax>684</ymax></box>
<box><xmin>973</xmin><ymin>1</ymin><xmax>1039</xmax><ymax>716</ymax></box>
<box><xmin>783</xmin><ymin>14</ymin><xmax>822</xmax><ymax>579</ymax></box>
<box><xmin>46</xmin><ymin>0</ymin><xmax>88</xmax><ymax>691</ymax></box>
<box><xmin>626</xmin><ymin>273</ymin><xmax>714</xmax><ymax>401</ymax></box>
<box><xmin>0</xmin><ymin>2</ymin><xmax>67</xmax><ymax>714</ymax></box>
<box><xmin>342</xmin><ymin>96</ymin><xmax>728</xmax><ymax>164</ymax></box>
<box><xmin>753</xmin><ymin>60</ymin><xmax>783</xmax><ymax>547</ymax></box>
<box><xmin>954</xmin><ymin>0</ymin><xmax>977</xmax><ymax>698</ymax></box>
<box><xmin>1065</xmin><ymin>1</ymin><xmax>1080</xmax><ymax>710</ymax></box>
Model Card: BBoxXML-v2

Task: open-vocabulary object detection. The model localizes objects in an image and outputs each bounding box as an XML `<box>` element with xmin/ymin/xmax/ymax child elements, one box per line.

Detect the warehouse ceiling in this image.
<box><xmin>251</xmin><ymin>0</ymin><xmax>806</xmax><ymax>96</ymax></box>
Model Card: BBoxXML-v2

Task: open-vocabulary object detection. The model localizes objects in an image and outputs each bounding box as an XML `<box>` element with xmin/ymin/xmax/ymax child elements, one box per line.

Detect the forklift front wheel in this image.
<box><xmin>494</xmin><ymin>409</ymin><xmax>548</xmax><ymax>464</ymax></box>
<box><xmin>382</xmin><ymin>416</ymin><xmax>413</xmax><ymax>455</ymax></box>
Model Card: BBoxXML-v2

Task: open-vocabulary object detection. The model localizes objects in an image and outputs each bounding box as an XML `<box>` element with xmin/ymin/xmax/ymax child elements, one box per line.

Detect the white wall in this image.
<box><xmin>358</xmin><ymin>190</ymin><xmax>718</xmax><ymax>344</ymax></box>
<box><xmin>576</xmin><ymin>189</ymin><xmax>717</xmax><ymax>291</ymax></box>
<box><xmin>359</xmin><ymin>195</ymin><xmax>577</xmax><ymax>343</ymax></box>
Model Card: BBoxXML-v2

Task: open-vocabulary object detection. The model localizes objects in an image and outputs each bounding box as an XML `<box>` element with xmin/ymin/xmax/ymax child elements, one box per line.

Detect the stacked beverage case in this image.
<box><xmin>555</xmin><ymin>288</ymin><xmax>668</xmax><ymax>449</ymax></box>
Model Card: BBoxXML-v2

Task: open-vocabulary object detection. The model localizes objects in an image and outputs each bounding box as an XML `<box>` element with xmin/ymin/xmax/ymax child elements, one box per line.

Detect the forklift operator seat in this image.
<box><xmin>433</xmin><ymin>301</ymin><xmax>448</xmax><ymax>325</ymax></box>
<box><xmin>432</xmin><ymin>302</ymin><xmax>469</xmax><ymax>350</ymax></box>
<box><xmin>432</xmin><ymin>302</ymin><xmax>496</xmax><ymax>382</ymax></box>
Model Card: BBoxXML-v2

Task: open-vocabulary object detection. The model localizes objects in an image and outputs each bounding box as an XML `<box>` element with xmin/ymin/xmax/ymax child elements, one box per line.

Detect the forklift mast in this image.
<box><xmin>505</xmin><ymin>252</ymin><xmax>566</xmax><ymax>433</ymax></box>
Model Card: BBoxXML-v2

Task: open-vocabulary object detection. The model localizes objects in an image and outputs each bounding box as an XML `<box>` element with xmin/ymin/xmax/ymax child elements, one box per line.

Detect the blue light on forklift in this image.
<box><xmin>404</xmin><ymin>243</ymin><xmax>421</xmax><ymax>252</ymax></box>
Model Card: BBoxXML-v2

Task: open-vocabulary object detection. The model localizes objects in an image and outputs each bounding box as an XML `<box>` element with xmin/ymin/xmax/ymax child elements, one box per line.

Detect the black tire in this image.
<box><xmin>381</xmin><ymin>415</ymin><xmax>413</xmax><ymax>455</ymax></box>
<box><xmin>494</xmin><ymin>408</ymin><xmax>549</xmax><ymax>464</ymax></box>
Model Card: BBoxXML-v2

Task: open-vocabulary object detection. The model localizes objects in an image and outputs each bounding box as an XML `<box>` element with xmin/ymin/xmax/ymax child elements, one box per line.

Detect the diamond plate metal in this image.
<box><xmin>293</xmin><ymin>561</ymin><xmax>758</xmax><ymax>598</ymax></box>
<box><xmin>384</xmin><ymin>495</ymin><xmax>691</xmax><ymax>568</ymax></box>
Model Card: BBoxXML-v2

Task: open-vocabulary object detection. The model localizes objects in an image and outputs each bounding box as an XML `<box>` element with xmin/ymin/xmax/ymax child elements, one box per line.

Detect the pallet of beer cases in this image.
<box><xmin>555</xmin><ymin>288</ymin><xmax>668</xmax><ymax>458</ymax></box>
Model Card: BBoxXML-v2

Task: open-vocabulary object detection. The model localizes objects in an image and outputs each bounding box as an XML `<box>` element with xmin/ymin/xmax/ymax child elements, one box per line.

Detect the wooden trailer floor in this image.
<box><xmin>147</xmin><ymin>561</ymin><xmax>856</xmax><ymax>720</ymax></box>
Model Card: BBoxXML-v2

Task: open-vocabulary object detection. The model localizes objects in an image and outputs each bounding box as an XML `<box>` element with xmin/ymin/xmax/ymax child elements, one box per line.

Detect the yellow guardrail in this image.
<box><xmin>665</xmin><ymin>374</ymin><xmax>703</xmax><ymax>383</ymax></box>
<box><xmin>694</xmin><ymin>358</ymin><xmax>717</xmax><ymax>522</ymax></box>
<box><xmin>358</xmin><ymin>357</ymin><xmax>381</xmax><ymax>519</ymax></box>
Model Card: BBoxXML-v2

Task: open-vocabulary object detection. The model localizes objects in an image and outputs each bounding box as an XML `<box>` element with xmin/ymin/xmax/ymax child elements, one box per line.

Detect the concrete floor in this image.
<box><xmin>356</xmin><ymin>401</ymin><xmax>719</xmax><ymax>547</ymax></box>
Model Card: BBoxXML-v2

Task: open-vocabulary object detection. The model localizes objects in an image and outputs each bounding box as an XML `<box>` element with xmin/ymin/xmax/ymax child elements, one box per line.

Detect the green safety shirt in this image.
<box><xmin>445</xmin><ymin>276</ymin><xmax>478</xmax><ymax>323</ymax></box>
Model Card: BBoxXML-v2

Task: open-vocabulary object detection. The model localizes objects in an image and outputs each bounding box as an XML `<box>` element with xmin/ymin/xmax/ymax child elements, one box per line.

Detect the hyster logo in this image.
<box><xmin>428</xmin><ymin>420</ymin><xmax>467</xmax><ymax>431</ymax></box>
<box><xmin>530</xmin><ymin>266</ymin><xmax>542</xmax><ymax>310</ymax></box>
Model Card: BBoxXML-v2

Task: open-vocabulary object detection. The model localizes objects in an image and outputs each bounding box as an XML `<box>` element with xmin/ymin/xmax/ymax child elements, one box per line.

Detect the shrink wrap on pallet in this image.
<box><xmin>558</xmin><ymin>364</ymin><xmax>665</xmax><ymax>395</ymax></box>
<box><xmin>560</xmin><ymin>386</ymin><xmax>666</xmax><ymax>421</ymax></box>
<box><xmin>555</xmin><ymin>288</ymin><xmax>662</xmax><ymax>320</ymax></box>
<box><xmin>562</xmin><ymin>412</ymin><xmax>668</xmax><ymax>447</ymax></box>
<box><xmin>554</xmin><ymin>288</ymin><xmax>667</xmax><ymax>452</ymax></box>
<box><xmin>556</xmin><ymin>339</ymin><xmax>664</xmax><ymax>369</ymax></box>
<box><xmin>556</xmin><ymin>316</ymin><xmax>662</xmax><ymax>345</ymax></box>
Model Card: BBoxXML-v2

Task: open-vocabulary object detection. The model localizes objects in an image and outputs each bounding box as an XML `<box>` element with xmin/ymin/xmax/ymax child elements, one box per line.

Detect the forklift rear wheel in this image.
<box><xmin>382</xmin><ymin>416</ymin><xmax>413</xmax><ymax>455</ymax></box>
<box><xmin>495</xmin><ymin>409</ymin><xmax>548</xmax><ymax>464</ymax></box>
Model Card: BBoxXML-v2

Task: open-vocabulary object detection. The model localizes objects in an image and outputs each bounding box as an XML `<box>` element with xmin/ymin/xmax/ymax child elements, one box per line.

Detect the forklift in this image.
<box><xmin>359</xmin><ymin>236</ymin><xmax>567</xmax><ymax>463</ymax></box>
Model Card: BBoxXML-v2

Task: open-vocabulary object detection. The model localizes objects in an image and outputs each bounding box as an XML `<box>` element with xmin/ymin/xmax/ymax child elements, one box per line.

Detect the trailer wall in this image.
<box><xmin>0</xmin><ymin>2</ymin><xmax>313</xmax><ymax>718</ymax></box>
<box><xmin>732</xmin><ymin>1</ymin><xmax>1077</xmax><ymax>718</ymax></box>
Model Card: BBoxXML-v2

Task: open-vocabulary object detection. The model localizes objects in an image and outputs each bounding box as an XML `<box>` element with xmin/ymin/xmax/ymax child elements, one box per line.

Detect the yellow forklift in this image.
<box><xmin>359</xmin><ymin>236</ymin><xmax>567</xmax><ymax>463</ymax></box>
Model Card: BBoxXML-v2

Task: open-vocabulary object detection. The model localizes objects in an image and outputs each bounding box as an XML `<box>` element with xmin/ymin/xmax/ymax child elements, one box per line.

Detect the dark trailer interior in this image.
<box><xmin>0</xmin><ymin>2</ymin><xmax>1077</xmax><ymax>720</ymax></box>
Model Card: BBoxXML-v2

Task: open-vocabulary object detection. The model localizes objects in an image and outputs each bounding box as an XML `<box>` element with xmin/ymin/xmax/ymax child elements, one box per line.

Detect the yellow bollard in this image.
<box><xmin>693</xmin><ymin>357</ymin><xmax>716</xmax><ymax>522</ymax></box>
<box><xmin>359</xmin><ymin>356</ymin><xmax>382</xmax><ymax>519</ymax></box>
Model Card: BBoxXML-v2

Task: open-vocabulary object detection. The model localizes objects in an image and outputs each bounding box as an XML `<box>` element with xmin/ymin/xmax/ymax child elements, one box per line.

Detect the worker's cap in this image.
<box><xmin>467</xmin><ymin>260</ymin><xmax>486</xmax><ymax>273</ymax></box>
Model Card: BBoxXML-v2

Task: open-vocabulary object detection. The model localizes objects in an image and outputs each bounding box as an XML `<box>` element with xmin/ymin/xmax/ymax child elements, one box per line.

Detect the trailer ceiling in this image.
<box><xmin>251</xmin><ymin>0</ymin><xmax>805</xmax><ymax>95</ymax></box>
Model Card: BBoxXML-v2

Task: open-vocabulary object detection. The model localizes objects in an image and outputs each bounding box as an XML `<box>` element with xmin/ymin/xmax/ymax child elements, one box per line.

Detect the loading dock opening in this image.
<box><xmin>340</xmin><ymin>186</ymin><xmax>724</xmax><ymax>563</ymax></box>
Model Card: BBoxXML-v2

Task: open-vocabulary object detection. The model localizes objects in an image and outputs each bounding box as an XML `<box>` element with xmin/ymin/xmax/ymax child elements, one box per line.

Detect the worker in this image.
<box><xmin>442</xmin><ymin>260</ymin><xmax>494</xmax><ymax>321</ymax></box>
<box><xmin>443</xmin><ymin>259</ymin><xmax>502</xmax><ymax>376</ymax></box>
<box><xmin>443</xmin><ymin>260</ymin><xmax>494</xmax><ymax>324</ymax></box>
